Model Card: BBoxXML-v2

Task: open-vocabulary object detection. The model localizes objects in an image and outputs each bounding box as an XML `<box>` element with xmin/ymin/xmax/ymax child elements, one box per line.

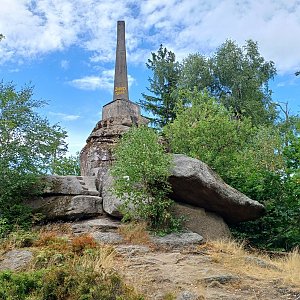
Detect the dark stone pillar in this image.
<box><xmin>113</xmin><ymin>21</ymin><xmax>129</xmax><ymax>101</ymax></box>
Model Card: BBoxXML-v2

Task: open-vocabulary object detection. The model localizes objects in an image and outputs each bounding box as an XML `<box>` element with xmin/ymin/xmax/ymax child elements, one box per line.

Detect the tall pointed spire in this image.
<box><xmin>113</xmin><ymin>21</ymin><xmax>129</xmax><ymax>101</ymax></box>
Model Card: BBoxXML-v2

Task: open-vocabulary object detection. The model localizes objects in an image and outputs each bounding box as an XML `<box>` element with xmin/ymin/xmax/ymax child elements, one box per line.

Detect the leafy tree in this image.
<box><xmin>180</xmin><ymin>40</ymin><xmax>277</xmax><ymax>125</ymax></box>
<box><xmin>164</xmin><ymin>89</ymin><xmax>282</xmax><ymax>180</ymax></box>
<box><xmin>140</xmin><ymin>45</ymin><xmax>181</xmax><ymax>128</ymax></box>
<box><xmin>180</xmin><ymin>53</ymin><xmax>214</xmax><ymax>93</ymax></box>
<box><xmin>52</xmin><ymin>152</ymin><xmax>81</xmax><ymax>176</ymax></box>
<box><xmin>0</xmin><ymin>34</ymin><xmax>4</xmax><ymax>41</ymax></box>
<box><xmin>0</xmin><ymin>81</ymin><xmax>67</xmax><ymax>235</ymax></box>
<box><xmin>163</xmin><ymin>89</ymin><xmax>300</xmax><ymax>250</ymax></box>
<box><xmin>111</xmin><ymin>126</ymin><xmax>181</xmax><ymax>232</ymax></box>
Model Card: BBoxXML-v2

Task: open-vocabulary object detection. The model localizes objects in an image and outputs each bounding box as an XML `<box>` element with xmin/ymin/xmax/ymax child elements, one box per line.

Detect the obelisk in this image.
<box><xmin>102</xmin><ymin>21</ymin><xmax>141</xmax><ymax>120</ymax></box>
<box><xmin>113</xmin><ymin>21</ymin><xmax>129</xmax><ymax>101</ymax></box>
<box><xmin>80</xmin><ymin>21</ymin><xmax>148</xmax><ymax>178</ymax></box>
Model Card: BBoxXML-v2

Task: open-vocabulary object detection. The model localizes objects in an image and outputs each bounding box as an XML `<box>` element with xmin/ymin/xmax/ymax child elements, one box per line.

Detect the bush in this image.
<box><xmin>111</xmin><ymin>126</ymin><xmax>181</xmax><ymax>233</ymax></box>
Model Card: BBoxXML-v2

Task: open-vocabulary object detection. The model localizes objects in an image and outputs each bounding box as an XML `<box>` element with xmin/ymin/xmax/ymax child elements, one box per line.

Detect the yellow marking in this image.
<box><xmin>115</xmin><ymin>86</ymin><xmax>126</xmax><ymax>95</ymax></box>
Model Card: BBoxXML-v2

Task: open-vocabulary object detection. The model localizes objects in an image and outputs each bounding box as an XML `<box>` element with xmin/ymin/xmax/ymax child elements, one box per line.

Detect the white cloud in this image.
<box><xmin>69</xmin><ymin>69</ymin><xmax>135</xmax><ymax>92</ymax></box>
<box><xmin>49</xmin><ymin>112</ymin><xmax>81</xmax><ymax>121</ymax></box>
<box><xmin>1</xmin><ymin>0</ymin><xmax>300</xmax><ymax>73</ymax></box>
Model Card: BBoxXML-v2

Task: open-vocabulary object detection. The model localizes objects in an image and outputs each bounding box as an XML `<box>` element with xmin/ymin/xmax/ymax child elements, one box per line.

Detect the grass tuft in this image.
<box><xmin>118</xmin><ymin>221</ymin><xmax>152</xmax><ymax>245</ymax></box>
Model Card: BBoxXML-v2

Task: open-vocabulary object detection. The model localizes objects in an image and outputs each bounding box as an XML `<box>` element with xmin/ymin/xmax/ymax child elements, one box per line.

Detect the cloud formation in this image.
<box><xmin>0</xmin><ymin>0</ymin><xmax>300</xmax><ymax>73</ymax></box>
<box><xmin>69</xmin><ymin>70</ymin><xmax>135</xmax><ymax>92</ymax></box>
<box><xmin>49</xmin><ymin>112</ymin><xmax>80</xmax><ymax>121</ymax></box>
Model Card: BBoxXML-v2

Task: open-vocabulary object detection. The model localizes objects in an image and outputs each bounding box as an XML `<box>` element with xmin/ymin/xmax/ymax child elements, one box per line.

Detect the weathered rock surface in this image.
<box><xmin>172</xmin><ymin>203</ymin><xmax>231</xmax><ymax>240</ymax></box>
<box><xmin>151</xmin><ymin>231</ymin><xmax>204</xmax><ymax>248</ymax></box>
<box><xmin>26</xmin><ymin>195</ymin><xmax>103</xmax><ymax>220</ymax></box>
<box><xmin>0</xmin><ymin>250</ymin><xmax>33</xmax><ymax>271</ymax></box>
<box><xmin>176</xmin><ymin>291</ymin><xmax>199</xmax><ymax>300</ymax></box>
<box><xmin>201</xmin><ymin>274</ymin><xmax>240</xmax><ymax>285</ymax></box>
<box><xmin>72</xmin><ymin>217</ymin><xmax>121</xmax><ymax>234</ymax></box>
<box><xmin>91</xmin><ymin>231</ymin><xmax>123</xmax><ymax>244</ymax></box>
<box><xmin>42</xmin><ymin>175</ymin><xmax>99</xmax><ymax>196</ymax></box>
<box><xmin>169</xmin><ymin>154</ymin><xmax>266</xmax><ymax>223</ymax></box>
<box><xmin>101</xmin><ymin>173</ymin><xmax>124</xmax><ymax>218</ymax></box>
<box><xmin>115</xmin><ymin>245</ymin><xmax>150</xmax><ymax>257</ymax></box>
<box><xmin>80</xmin><ymin>115</ymin><xmax>148</xmax><ymax>183</ymax></box>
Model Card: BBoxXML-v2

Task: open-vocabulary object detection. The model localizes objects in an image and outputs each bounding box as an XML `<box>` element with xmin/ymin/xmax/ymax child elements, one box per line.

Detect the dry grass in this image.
<box><xmin>202</xmin><ymin>239</ymin><xmax>300</xmax><ymax>290</ymax></box>
<box><xmin>35</xmin><ymin>222</ymin><xmax>73</xmax><ymax>236</ymax></box>
<box><xmin>274</xmin><ymin>248</ymin><xmax>300</xmax><ymax>287</ymax></box>
<box><xmin>77</xmin><ymin>244</ymin><xmax>117</xmax><ymax>273</ymax></box>
<box><xmin>118</xmin><ymin>221</ymin><xmax>152</xmax><ymax>245</ymax></box>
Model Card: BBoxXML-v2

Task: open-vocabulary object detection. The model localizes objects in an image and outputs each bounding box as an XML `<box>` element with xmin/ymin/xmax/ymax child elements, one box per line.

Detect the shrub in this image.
<box><xmin>71</xmin><ymin>234</ymin><xmax>97</xmax><ymax>254</ymax></box>
<box><xmin>111</xmin><ymin>126</ymin><xmax>181</xmax><ymax>233</ymax></box>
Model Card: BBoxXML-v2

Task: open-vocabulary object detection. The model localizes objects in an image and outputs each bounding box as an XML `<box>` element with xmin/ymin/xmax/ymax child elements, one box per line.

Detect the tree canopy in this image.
<box><xmin>180</xmin><ymin>40</ymin><xmax>277</xmax><ymax>125</ymax></box>
<box><xmin>140</xmin><ymin>44</ymin><xmax>181</xmax><ymax>128</ymax></box>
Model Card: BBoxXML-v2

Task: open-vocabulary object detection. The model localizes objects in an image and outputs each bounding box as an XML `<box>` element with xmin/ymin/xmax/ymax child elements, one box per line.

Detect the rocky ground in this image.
<box><xmin>1</xmin><ymin>217</ymin><xmax>299</xmax><ymax>300</ymax></box>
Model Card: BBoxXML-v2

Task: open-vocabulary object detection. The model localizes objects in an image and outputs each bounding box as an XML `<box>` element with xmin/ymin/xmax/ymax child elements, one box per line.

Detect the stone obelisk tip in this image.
<box><xmin>113</xmin><ymin>20</ymin><xmax>129</xmax><ymax>101</ymax></box>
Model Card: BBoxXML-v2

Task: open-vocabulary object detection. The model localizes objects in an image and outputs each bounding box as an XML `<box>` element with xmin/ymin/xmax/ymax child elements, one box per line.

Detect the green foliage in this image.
<box><xmin>0</xmin><ymin>270</ymin><xmax>43</xmax><ymax>299</ymax></box>
<box><xmin>52</xmin><ymin>152</ymin><xmax>81</xmax><ymax>175</ymax></box>
<box><xmin>0</xmin><ymin>253</ymin><xmax>143</xmax><ymax>300</ymax></box>
<box><xmin>164</xmin><ymin>88</ymin><xmax>300</xmax><ymax>250</ymax></box>
<box><xmin>111</xmin><ymin>126</ymin><xmax>181</xmax><ymax>232</ymax></box>
<box><xmin>0</xmin><ymin>81</ymin><xmax>68</xmax><ymax>236</ymax></box>
<box><xmin>164</xmin><ymin>89</ymin><xmax>282</xmax><ymax>180</ymax></box>
<box><xmin>231</xmin><ymin>171</ymin><xmax>300</xmax><ymax>250</ymax></box>
<box><xmin>142</xmin><ymin>39</ymin><xmax>298</xmax><ymax>250</ymax></box>
<box><xmin>140</xmin><ymin>45</ymin><xmax>181</xmax><ymax>127</ymax></box>
<box><xmin>180</xmin><ymin>40</ymin><xmax>277</xmax><ymax>125</ymax></box>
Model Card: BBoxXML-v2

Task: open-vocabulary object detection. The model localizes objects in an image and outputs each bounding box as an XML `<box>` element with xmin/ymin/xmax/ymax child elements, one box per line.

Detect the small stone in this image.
<box><xmin>91</xmin><ymin>231</ymin><xmax>123</xmax><ymax>244</ymax></box>
<box><xmin>245</xmin><ymin>256</ymin><xmax>280</xmax><ymax>270</ymax></box>
<box><xmin>172</xmin><ymin>203</ymin><xmax>231</xmax><ymax>241</ymax></box>
<box><xmin>201</xmin><ymin>274</ymin><xmax>240</xmax><ymax>285</ymax></box>
<box><xmin>176</xmin><ymin>290</ymin><xmax>200</xmax><ymax>300</ymax></box>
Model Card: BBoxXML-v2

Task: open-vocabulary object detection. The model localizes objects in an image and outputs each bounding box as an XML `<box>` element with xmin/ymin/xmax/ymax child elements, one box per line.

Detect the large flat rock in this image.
<box><xmin>26</xmin><ymin>195</ymin><xmax>103</xmax><ymax>221</ymax></box>
<box><xmin>42</xmin><ymin>175</ymin><xmax>99</xmax><ymax>196</ymax></box>
<box><xmin>169</xmin><ymin>154</ymin><xmax>265</xmax><ymax>223</ymax></box>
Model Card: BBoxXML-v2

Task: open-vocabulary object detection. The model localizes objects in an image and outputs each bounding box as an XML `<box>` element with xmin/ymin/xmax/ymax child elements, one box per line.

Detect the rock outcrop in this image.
<box><xmin>25</xmin><ymin>176</ymin><xmax>102</xmax><ymax>221</ymax></box>
<box><xmin>42</xmin><ymin>175</ymin><xmax>99</xmax><ymax>196</ymax></box>
<box><xmin>80</xmin><ymin>115</ymin><xmax>147</xmax><ymax>183</ymax></box>
<box><xmin>169</xmin><ymin>154</ymin><xmax>266</xmax><ymax>223</ymax></box>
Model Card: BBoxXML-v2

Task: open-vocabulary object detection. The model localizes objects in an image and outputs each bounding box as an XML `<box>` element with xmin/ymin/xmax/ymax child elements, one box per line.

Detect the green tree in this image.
<box><xmin>0</xmin><ymin>81</ymin><xmax>68</xmax><ymax>235</ymax></box>
<box><xmin>52</xmin><ymin>152</ymin><xmax>81</xmax><ymax>175</ymax></box>
<box><xmin>180</xmin><ymin>40</ymin><xmax>277</xmax><ymax>125</ymax></box>
<box><xmin>164</xmin><ymin>88</ymin><xmax>300</xmax><ymax>250</ymax></box>
<box><xmin>140</xmin><ymin>45</ymin><xmax>181</xmax><ymax>128</ymax></box>
<box><xmin>111</xmin><ymin>126</ymin><xmax>180</xmax><ymax>232</ymax></box>
<box><xmin>164</xmin><ymin>89</ymin><xmax>282</xmax><ymax>179</ymax></box>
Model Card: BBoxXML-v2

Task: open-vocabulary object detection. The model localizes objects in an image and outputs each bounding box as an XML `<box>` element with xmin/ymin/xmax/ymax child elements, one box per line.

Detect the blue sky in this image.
<box><xmin>0</xmin><ymin>0</ymin><xmax>299</xmax><ymax>155</ymax></box>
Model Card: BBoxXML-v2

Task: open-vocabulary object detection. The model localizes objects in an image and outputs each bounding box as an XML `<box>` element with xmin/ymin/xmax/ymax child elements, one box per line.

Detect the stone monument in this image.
<box><xmin>80</xmin><ymin>21</ymin><xmax>148</xmax><ymax>183</ymax></box>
